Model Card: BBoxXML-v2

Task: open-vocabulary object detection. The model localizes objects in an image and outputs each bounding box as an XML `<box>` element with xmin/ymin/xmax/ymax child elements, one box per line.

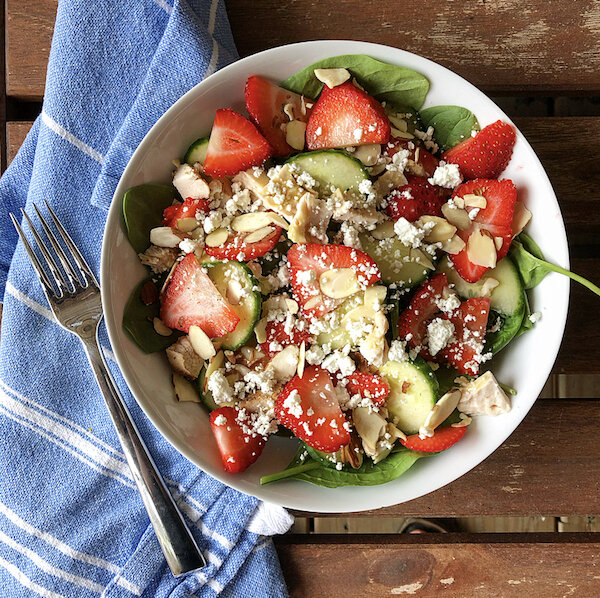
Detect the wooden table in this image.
<box><xmin>4</xmin><ymin>1</ymin><xmax>600</xmax><ymax>595</ymax></box>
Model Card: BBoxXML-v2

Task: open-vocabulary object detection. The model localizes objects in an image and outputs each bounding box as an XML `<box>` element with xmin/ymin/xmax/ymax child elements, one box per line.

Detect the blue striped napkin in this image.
<box><xmin>0</xmin><ymin>0</ymin><xmax>292</xmax><ymax>596</ymax></box>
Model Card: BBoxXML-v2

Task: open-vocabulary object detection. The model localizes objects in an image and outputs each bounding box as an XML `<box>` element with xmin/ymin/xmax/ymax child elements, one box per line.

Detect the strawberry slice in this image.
<box><xmin>276</xmin><ymin>366</ymin><xmax>351</xmax><ymax>452</ymax></box>
<box><xmin>305</xmin><ymin>82</ymin><xmax>390</xmax><ymax>150</ymax></box>
<box><xmin>287</xmin><ymin>243</ymin><xmax>381</xmax><ymax>318</ymax></box>
<box><xmin>441</xmin><ymin>120</ymin><xmax>516</xmax><ymax>180</ymax></box>
<box><xmin>400</xmin><ymin>425</ymin><xmax>467</xmax><ymax>452</ymax></box>
<box><xmin>203</xmin><ymin>108</ymin><xmax>273</xmax><ymax>177</ymax></box>
<box><xmin>205</xmin><ymin>226</ymin><xmax>282</xmax><ymax>261</ymax></box>
<box><xmin>385</xmin><ymin>138</ymin><xmax>439</xmax><ymax>177</ymax></box>
<box><xmin>440</xmin><ymin>298</ymin><xmax>491</xmax><ymax>376</ymax></box>
<box><xmin>260</xmin><ymin>319</ymin><xmax>313</xmax><ymax>357</ymax></box>
<box><xmin>245</xmin><ymin>75</ymin><xmax>308</xmax><ymax>156</ymax></box>
<box><xmin>344</xmin><ymin>372</ymin><xmax>390</xmax><ymax>406</ymax></box>
<box><xmin>385</xmin><ymin>175</ymin><xmax>448</xmax><ymax>222</ymax></box>
<box><xmin>209</xmin><ymin>407</ymin><xmax>266</xmax><ymax>473</ymax></box>
<box><xmin>449</xmin><ymin>179</ymin><xmax>517</xmax><ymax>283</ymax></box>
<box><xmin>162</xmin><ymin>198</ymin><xmax>210</xmax><ymax>228</ymax></box>
<box><xmin>160</xmin><ymin>253</ymin><xmax>239</xmax><ymax>336</ymax></box>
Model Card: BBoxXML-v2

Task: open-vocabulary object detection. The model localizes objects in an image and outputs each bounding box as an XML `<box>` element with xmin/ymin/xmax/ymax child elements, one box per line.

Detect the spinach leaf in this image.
<box><xmin>518</xmin><ymin>232</ymin><xmax>545</xmax><ymax>260</ymax></box>
<box><xmin>122</xmin><ymin>277</ymin><xmax>181</xmax><ymax>353</ymax></box>
<box><xmin>510</xmin><ymin>239</ymin><xmax>600</xmax><ymax>297</ymax></box>
<box><xmin>486</xmin><ymin>303</ymin><xmax>526</xmax><ymax>354</ymax></box>
<box><xmin>514</xmin><ymin>291</ymin><xmax>533</xmax><ymax>339</ymax></box>
<box><xmin>122</xmin><ymin>184</ymin><xmax>177</xmax><ymax>253</ymax></box>
<box><xmin>280</xmin><ymin>55</ymin><xmax>429</xmax><ymax>109</ymax></box>
<box><xmin>260</xmin><ymin>445</ymin><xmax>427</xmax><ymax>488</ymax></box>
<box><xmin>419</xmin><ymin>105</ymin><xmax>480</xmax><ymax>152</ymax></box>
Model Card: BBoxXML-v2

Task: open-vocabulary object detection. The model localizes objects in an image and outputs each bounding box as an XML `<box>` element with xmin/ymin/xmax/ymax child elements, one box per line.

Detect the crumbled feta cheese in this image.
<box><xmin>321</xmin><ymin>350</ymin><xmax>356</xmax><ymax>377</ymax></box>
<box><xmin>306</xmin><ymin>344</ymin><xmax>327</xmax><ymax>365</ymax></box>
<box><xmin>393</xmin><ymin>217</ymin><xmax>429</xmax><ymax>247</ymax></box>
<box><xmin>428</xmin><ymin>161</ymin><xmax>462</xmax><ymax>189</ymax></box>
<box><xmin>282</xmin><ymin>389</ymin><xmax>302</xmax><ymax>418</ymax></box>
<box><xmin>529</xmin><ymin>311</ymin><xmax>542</xmax><ymax>324</ymax></box>
<box><xmin>388</xmin><ymin>339</ymin><xmax>408</xmax><ymax>362</ymax></box>
<box><xmin>436</xmin><ymin>292</ymin><xmax>461</xmax><ymax>314</ymax></box>
<box><xmin>213</xmin><ymin>414</ymin><xmax>227</xmax><ymax>426</ymax></box>
<box><xmin>353</xmin><ymin>128</ymin><xmax>363</xmax><ymax>142</ymax></box>
<box><xmin>207</xmin><ymin>371</ymin><xmax>234</xmax><ymax>405</ymax></box>
<box><xmin>386</xmin><ymin>148</ymin><xmax>410</xmax><ymax>173</ymax></box>
<box><xmin>427</xmin><ymin>318</ymin><xmax>455</xmax><ymax>356</ymax></box>
<box><xmin>178</xmin><ymin>238</ymin><xmax>198</xmax><ymax>254</ymax></box>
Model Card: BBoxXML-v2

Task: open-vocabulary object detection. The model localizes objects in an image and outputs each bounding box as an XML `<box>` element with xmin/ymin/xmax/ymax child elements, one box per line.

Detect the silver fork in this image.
<box><xmin>10</xmin><ymin>202</ymin><xmax>206</xmax><ymax>577</ymax></box>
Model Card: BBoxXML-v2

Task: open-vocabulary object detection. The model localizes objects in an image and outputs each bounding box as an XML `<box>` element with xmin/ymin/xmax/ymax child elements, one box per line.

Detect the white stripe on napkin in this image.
<box><xmin>6</xmin><ymin>282</ymin><xmax>55</xmax><ymax>322</ymax></box>
<box><xmin>208</xmin><ymin>0</ymin><xmax>219</xmax><ymax>34</ymax></box>
<box><xmin>0</xmin><ymin>554</ymin><xmax>66</xmax><ymax>598</ymax></box>
<box><xmin>152</xmin><ymin>0</ymin><xmax>172</xmax><ymax>14</ymax></box>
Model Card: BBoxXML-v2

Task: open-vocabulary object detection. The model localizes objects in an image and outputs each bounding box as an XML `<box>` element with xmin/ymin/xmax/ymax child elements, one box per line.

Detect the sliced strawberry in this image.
<box><xmin>160</xmin><ymin>253</ymin><xmax>239</xmax><ymax>336</ymax></box>
<box><xmin>162</xmin><ymin>198</ymin><xmax>210</xmax><ymax>228</ymax></box>
<box><xmin>245</xmin><ymin>76</ymin><xmax>308</xmax><ymax>156</ymax></box>
<box><xmin>442</xmin><ymin>120</ymin><xmax>516</xmax><ymax>180</ymax></box>
<box><xmin>287</xmin><ymin>243</ymin><xmax>381</xmax><ymax>318</ymax></box>
<box><xmin>400</xmin><ymin>425</ymin><xmax>467</xmax><ymax>452</ymax></box>
<box><xmin>209</xmin><ymin>407</ymin><xmax>266</xmax><ymax>473</ymax></box>
<box><xmin>344</xmin><ymin>372</ymin><xmax>390</xmax><ymax>406</ymax></box>
<box><xmin>305</xmin><ymin>82</ymin><xmax>390</xmax><ymax>150</ymax></box>
<box><xmin>276</xmin><ymin>366</ymin><xmax>351</xmax><ymax>452</ymax></box>
<box><xmin>385</xmin><ymin>138</ymin><xmax>439</xmax><ymax>177</ymax></box>
<box><xmin>385</xmin><ymin>175</ymin><xmax>448</xmax><ymax>222</ymax></box>
<box><xmin>260</xmin><ymin>320</ymin><xmax>313</xmax><ymax>357</ymax></box>
<box><xmin>203</xmin><ymin>108</ymin><xmax>272</xmax><ymax>177</ymax></box>
<box><xmin>449</xmin><ymin>179</ymin><xmax>517</xmax><ymax>283</ymax></box>
<box><xmin>205</xmin><ymin>226</ymin><xmax>282</xmax><ymax>261</ymax></box>
<box><xmin>397</xmin><ymin>273</ymin><xmax>449</xmax><ymax>360</ymax></box>
<box><xmin>440</xmin><ymin>297</ymin><xmax>490</xmax><ymax>376</ymax></box>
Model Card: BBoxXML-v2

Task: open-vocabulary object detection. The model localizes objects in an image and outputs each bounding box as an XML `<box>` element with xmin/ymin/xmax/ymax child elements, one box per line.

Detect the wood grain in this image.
<box><xmin>292</xmin><ymin>400</ymin><xmax>600</xmax><ymax>517</ymax></box>
<box><xmin>8</xmin><ymin>1</ymin><xmax>600</xmax><ymax>100</ymax></box>
<box><xmin>276</xmin><ymin>534</ymin><xmax>600</xmax><ymax>597</ymax></box>
<box><xmin>6</xmin><ymin>122</ymin><xmax>33</xmax><ymax>164</ymax></box>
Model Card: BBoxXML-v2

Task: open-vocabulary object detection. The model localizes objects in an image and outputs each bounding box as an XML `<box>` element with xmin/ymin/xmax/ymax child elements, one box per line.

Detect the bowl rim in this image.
<box><xmin>100</xmin><ymin>39</ymin><xmax>570</xmax><ymax>512</ymax></box>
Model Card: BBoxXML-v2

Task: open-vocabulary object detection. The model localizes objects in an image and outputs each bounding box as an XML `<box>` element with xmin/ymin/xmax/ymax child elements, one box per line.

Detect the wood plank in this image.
<box><xmin>292</xmin><ymin>400</ymin><xmax>600</xmax><ymax>517</ymax></box>
<box><xmin>276</xmin><ymin>534</ymin><xmax>600</xmax><ymax>598</ymax></box>
<box><xmin>558</xmin><ymin>516</ymin><xmax>600</xmax><ymax>532</ymax></box>
<box><xmin>8</xmin><ymin>1</ymin><xmax>600</xmax><ymax>100</ymax></box>
<box><xmin>6</xmin><ymin>121</ymin><xmax>32</xmax><ymax>165</ymax></box>
<box><xmin>458</xmin><ymin>516</ymin><xmax>556</xmax><ymax>534</ymax></box>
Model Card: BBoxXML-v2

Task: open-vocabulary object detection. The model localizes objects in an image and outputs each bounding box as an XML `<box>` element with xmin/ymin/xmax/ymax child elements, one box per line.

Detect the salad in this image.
<box><xmin>121</xmin><ymin>55</ymin><xmax>598</xmax><ymax>489</ymax></box>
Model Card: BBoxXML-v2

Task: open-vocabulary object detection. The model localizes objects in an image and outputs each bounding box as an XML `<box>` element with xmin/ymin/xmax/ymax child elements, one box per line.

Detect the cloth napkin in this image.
<box><xmin>0</xmin><ymin>0</ymin><xmax>293</xmax><ymax>596</ymax></box>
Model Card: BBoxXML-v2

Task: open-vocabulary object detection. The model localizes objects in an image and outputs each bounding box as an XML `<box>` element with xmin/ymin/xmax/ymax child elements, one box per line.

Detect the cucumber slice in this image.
<box><xmin>286</xmin><ymin>149</ymin><xmax>369</xmax><ymax>195</ymax></box>
<box><xmin>196</xmin><ymin>351</ymin><xmax>229</xmax><ymax>411</ymax></box>
<box><xmin>184</xmin><ymin>137</ymin><xmax>210</xmax><ymax>166</ymax></box>
<box><xmin>360</xmin><ymin>233</ymin><xmax>435</xmax><ymax>287</ymax></box>
<box><xmin>205</xmin><ymin>261</ymin><xmax>261</xmax><ymax>350</ymax></box>
<box><xmin>381</xmin><ymin>359</ymin><xmax>438</xmax><ymax>435</ymax></box>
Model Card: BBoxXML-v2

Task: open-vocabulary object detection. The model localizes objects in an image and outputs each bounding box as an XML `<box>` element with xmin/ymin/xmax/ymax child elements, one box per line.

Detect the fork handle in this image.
<box><xmin>82</xmin><ymin>337</ymin><xmax>206</xmax><ymax>577</ymax></box>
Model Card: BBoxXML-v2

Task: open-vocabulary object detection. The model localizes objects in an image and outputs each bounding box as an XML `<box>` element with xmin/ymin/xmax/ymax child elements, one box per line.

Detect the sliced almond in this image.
<box><xmin>353</xmin><ymin>144</ymin><xmax>381</xmax><ymax>167</ymax></box>
<box><xmin>452</xmin><ymin>414</ymin><xmax>473</xmax><ymax>428</ymax></box>
<box><xmin>205</xmin><ymin>228</ymin><xmax>229</xmax><ymax>247</ymax></box>
<box><xmin>419</xmin><ymin>215</ymin><xmax>457</xmax><ymax>243</ymax></box>
<box><xmin>269</xmin><ymin>345</ymin><xmax>300</xmax><ymax>381</ymax></box>
<box><xmin>480</xmin><ymin>277</ymin><xmax>500</xmax><ymax>297</ymax></box>
<box><xmin>285</xmin><ymin>120</ymin><xmax>307</xmax><ymax>151</ymax></box>
<box><xmin>462</xmin><ymin>193</ymin><xmax>487</xmax><ymax>209</ymax></box>
<box><xmin>410</xmin><ymin>248</ymin><xmax>435</xmax><ymax>271</ymax></box>
<box><xmin>467</xmin><ymin>229</ymin><xmax>497</xmax><ymax>268</ymax></box>
<box><xmin>297</xmin><ymin>341</ymin><xmax>306</xmax><ymax>378</ymax></box>
<box><xmin>254</xmin><ymin>317</ymin><xmax>267</xmax><ymax>344</ymax></box>
<box><xmin>244</xmin><ymin>225</ymin><xmax>275</xmax><ymax>244</ymax></box>
<box><xmin>452</xmin><ymin>196</ymin><xmax>465</xmax><ymax>209</ymax></box>
<box><xmin>442</xmin><ymin>203</ymin><xmax>472</xmax><ymax>230</ymax></box>
<box><xmin>388</xmin><ymin>114</ymin><xmax>408</xmax><ymax>132</ymax></box>
<box><xmin>494</xmin><ymin>236</ymin><xmax>504</xmax><ymax>251</ymax></box>
<box><xmin>176</xmin><ymin>217</ymin><xmax>199</xmax><ymax>233</ymax></box>
<box><xmin>188</xmin><ymin>325</ymin><xmax>216</xmax><ymax>360</ymax></box>
<box><xmin>232</xmin><ymin>211</ymin><xmax>289</xmax><ymax>232</ymax></box>
<box><xmin>319</xmin><ymin>268</ymin><xmax>361</xmax><ymax>299</ymax></box>
<box><xmin>511</xmin><ymin>200</ymin><xmax>532</xmax><ymax>238</ymax></box>
<box><xmin>283</xmin><ymin>102</ymin><xmax>295</xmax><ymax>121</ymax></box>
<box><xmin>441</xmin><ymin>234</ymin><xmax>466</xmax><ymax>255</ymax></box>
<box><xmin>421</xmin><ymin>389</ymin><xmax>462</xmax><ymax>434</ymax></box>
<box><xmin>172</xmin><ymin>372</ymin><xmax>201</xmax><ymax>403</ymax></box>
<box><xmin>153</xmin><ymin>317</ymin><xmax>173</xmax><ymax>336</ymax></box>
<box><xmin>285</xmin><ymin>298</ymin><xmax>299</xmax><ymax>314</ymax></box>
<box><xmin>314</xmin><ymin>67</ymin><xmax>351</xmax><ymax>88</ymax></box>
<box><xmin>226</xmin><ymin>279</ymin><xmax>244</xmax><ymax>305</ymax></box>
<box><xmin>364</xmin><ymin>285</ymin><xmax>387</xmax><ymax>310</ymax></box>
<box><xmin>390</xmin><ymin>127</ymin><xmax>414</xmax><ymax>140</ymax></box>
<box><xmin>371</xmin><ymin>220</ymin><xmax>396</xmax><ymax>240</ymax></box>
<box><xmin>367</xmin><ymin>163</ymin><xmax>387</xmax><ymax>177</ymax></box>
<box><xmin>304</xmin><ymin>295</ymin><xmax>323</xmax><ymax>310</ymax></box>
<box><xmin>150</xmin><ymin>227</ymin><xmax>181</xmax><ymax>248</ymax></box>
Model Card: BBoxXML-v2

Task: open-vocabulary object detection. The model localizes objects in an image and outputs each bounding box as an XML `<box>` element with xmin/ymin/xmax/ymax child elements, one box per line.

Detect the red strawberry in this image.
<box><xmin>162</xmin><ymin>198</ymin><xmax>210</xmax><ymax>228</ymax></box>
<box><xmin>287</xmin><ymin>243</ymin><xmax>381</xmax><ymax>318</ymax></box>
<box><xmin>385</xmin><ymin>175</ymin><xmax>448</xmax><ymax>222</ymax></box>
<box><xmin>440</xmin><ymin>297</ymin><xmax>490</xmax><ymax>376</ymax></box>
<box><xmin>160</xmin><ymin>253</ymin><xmax>239</xmax><ymax>336</ymax></box>
<box><xmin>260</xmin><ymin>320</ymin><xmax>313</xmax><ymax>357</ymax></box>
<box><xmin>209</xmin><ymin>407</ymin><xmax>266</xmax><ymax>473</ymax></box>
<box><xmin>400</xmin><ymin>425</ymin><xmax>467</xmax><ymax>452</ymax></box>
<box><xmin>245</xmin><ymin>75</ymin><xmax>309</xmax><ymax>156</ymax></box>
<box><xmin>441</xmin><ymin>120</ymin><xmax>516</xmax><ymax>180</ymax></box>
<box><xmin>305</xmin><ymin>82</ymin><xmax>390</xmax><ymax>150</ymax></box>
<box><xmin>276</xmin><ymin>366</ymin><xmax>351</xmax><ymax>453</ymax></box>
<box><xmin>205</xmin><ymin>226</ymin><xmax>282</xmax><ymax>261</ymax></box>
<box><xmin>385</xmin><ymin>138</ymin><xmax>439</xmax><ymax>177</ymax></box>
<box><xmin>449</xmin><ymin>179</ymin><xmax>517</xmax><ymax>283</ymax></box>
<box><xmin>344</xmin><ymin>372</ymin><xmax>390</xmax><ymax>406</ymax></box>
<box><xmin>203</xmin><ymin>108</ymin><xmax>272</xmax><ymax>177</ymax></box>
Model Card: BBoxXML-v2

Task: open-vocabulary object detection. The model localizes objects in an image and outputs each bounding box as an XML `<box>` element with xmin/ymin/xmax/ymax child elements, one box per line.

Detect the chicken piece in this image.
<box><xmin>287</xmin><ymin>193</ymin><xmax>332</xmax><ymax>244</ymax></box>
<box><xmin>166</xmin><ymin>335</ymin><xmax>202</xmax><ymax>379</ymax></box>
<box><xmin>172</xmin><ymin>163</ymin><xmax>209</xmax><ymax>199</ymax></box>
<box><xmin>456</xmin><ymin>371</ymin><xmax>511</xmax><ymax>416</ymax></box>
<box><xmin>138</xmin><ymin>246</ymin><xmax>179</xmax><ymax>273</ymax></box>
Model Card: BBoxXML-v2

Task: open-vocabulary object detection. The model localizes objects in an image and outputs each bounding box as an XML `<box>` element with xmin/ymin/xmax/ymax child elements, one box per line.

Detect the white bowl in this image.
<box><xmin>101</xmin><ymin>40</ymin><xmax>569</xmax><ymax>513</ymax></box>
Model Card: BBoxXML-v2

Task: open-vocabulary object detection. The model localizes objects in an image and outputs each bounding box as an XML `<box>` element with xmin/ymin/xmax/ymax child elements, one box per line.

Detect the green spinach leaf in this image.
<box><xmin>122</xmin><ymin>184</ymin><xmax>177</xmax><ymax>253</ymax></box>
<box><xmin>419</xmin><ymin>105</ymin><xmax>480</xmax><ymax>152</ymax></box>
<box><xmin>280</xmin><ymin>55</ymin><xmax>429</xmax><ymax>109</ymax></box>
